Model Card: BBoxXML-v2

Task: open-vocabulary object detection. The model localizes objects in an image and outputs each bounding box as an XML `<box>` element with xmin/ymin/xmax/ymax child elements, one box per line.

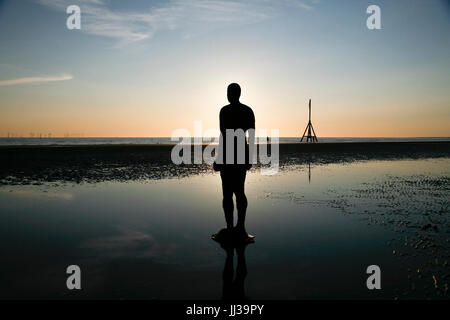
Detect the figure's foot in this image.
<box><xmin>233</xmin><ymin>227</ymin><xmax>255</xmax><ymax>242</ymax></box>
<box><xmin>211</xmin><ymin>227</ymin><xmax>233</xmax><ymax>242</ymax></box>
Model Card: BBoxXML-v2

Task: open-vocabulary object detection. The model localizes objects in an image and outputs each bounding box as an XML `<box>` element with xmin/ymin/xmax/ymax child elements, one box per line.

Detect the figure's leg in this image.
<box><xmin>234</xmin><ymin>170</ymin><xmax>248</xmax><ymax>232</ymax></box>
<box><xmin>221</xmin><ymin>171</ymin><xmax>234</xmax><ymax>229</ymax></box>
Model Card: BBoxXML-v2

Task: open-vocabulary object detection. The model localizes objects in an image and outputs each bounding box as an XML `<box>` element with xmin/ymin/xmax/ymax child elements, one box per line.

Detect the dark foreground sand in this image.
<box><xmin>0</xmin><ymin>147</ymin><xmax>448</xmax><ymax>299</ymax></box>
<box><xmin>0</xmin><ymin>141</ymin><xmax>449</xmax><ymax>185</ymax></box>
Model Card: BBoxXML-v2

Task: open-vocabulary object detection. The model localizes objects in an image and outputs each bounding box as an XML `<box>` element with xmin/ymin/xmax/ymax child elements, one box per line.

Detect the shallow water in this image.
<box><xmin>0</xmin><ymin>158</ymin><xmax>448</xmax><ymax>299</ymax></box>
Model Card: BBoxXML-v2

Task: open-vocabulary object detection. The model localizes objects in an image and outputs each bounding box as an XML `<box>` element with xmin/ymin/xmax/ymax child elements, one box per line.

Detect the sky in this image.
<box><xmin>0</xmin><ymin>0</ymin><xmax>449</xmax><ymax>138</ymax></box>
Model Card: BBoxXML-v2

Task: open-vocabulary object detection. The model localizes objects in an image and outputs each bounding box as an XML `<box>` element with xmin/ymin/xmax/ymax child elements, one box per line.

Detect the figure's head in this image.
<box><xmin>227</xmin><ymin>83</ymin><xmax>241</xmax><ymax>104</ymax></box>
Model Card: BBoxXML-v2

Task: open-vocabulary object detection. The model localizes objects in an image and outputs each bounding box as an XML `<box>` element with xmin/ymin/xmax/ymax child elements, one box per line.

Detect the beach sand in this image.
<box><xmin>0</xmin><ymin>141</ymin><xmax>449</xmax><ymax>185</ymax></box>
<box><xmin>0</xmin><ymin>142</ymin><xmax>448</xmax><ymax>299</ymax></box>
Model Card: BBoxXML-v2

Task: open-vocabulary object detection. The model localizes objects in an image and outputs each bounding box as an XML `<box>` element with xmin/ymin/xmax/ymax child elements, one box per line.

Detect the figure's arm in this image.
<box><xmin>247</xmin><ymin>110</ymin><xmax>256</xmax><ymax>167</ymax></box>
<box><xmin>214</xmin><ymin>109</ymin><xmax>225</xmax><ymax>170</ymax></box>
<box><xmin>219</xmin><ymin>109</ymin><xmax>225</xmax><ymax>135</ymax></box>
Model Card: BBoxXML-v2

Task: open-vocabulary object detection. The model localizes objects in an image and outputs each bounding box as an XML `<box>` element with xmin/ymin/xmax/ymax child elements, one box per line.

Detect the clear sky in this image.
<box><xmin>0</xmin><ymin>0</ymin><xmax>449</xmax><ymax>137</ymax></box>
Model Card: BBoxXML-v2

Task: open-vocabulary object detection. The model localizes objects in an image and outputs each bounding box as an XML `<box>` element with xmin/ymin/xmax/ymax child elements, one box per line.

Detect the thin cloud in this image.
<box><xmin>0</xmin><ymin>74</ymin><xmax>73</xmax><ymax>86</ymax></box>
<box><xmin>38</xmin><ymin>0</ymin><xmax>317</xmax><ymax>46</ymax></box>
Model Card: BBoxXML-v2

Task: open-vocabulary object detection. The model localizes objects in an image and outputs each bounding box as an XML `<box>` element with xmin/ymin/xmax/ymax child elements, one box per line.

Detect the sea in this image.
<box><xmin>0</xmin><ymin>137</ymin><xmax>449</xmax><ymax>146</ymax></box>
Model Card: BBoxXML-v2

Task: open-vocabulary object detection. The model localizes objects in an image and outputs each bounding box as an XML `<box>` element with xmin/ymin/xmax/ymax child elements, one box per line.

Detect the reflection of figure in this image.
<box><xmin>222</xmin><ymin>243</ymin><xmax>248</xmax><ymax>301</ymax></box>
<box><xmin>213</xmin><ymin>83</ymin><xmax>255</xmax><ymax>240</ymax></box>
<box><xmin>213</xmin><ymin>229</ymin><xmax>251</xmax><ymax>301</ymax></box>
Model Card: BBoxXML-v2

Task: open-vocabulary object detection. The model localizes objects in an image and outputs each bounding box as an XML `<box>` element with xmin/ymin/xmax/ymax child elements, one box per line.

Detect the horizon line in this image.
<box><xmin>1</xmin><ymin>136</ymin><xmax>449</xmax><ymax>139</ymax></box>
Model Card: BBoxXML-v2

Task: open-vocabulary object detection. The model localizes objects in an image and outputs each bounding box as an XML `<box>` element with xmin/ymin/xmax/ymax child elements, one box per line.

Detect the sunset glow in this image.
<box><xmin>0</xmin><ymin>0</ymin><xmax>449</xmax><ymax>137</ymax></box>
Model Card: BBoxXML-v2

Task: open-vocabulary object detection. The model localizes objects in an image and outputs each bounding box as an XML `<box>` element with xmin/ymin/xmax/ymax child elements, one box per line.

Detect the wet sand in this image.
<box><xmin>1</xmin><ymin>141</ymin><xmax>449</xmax><ymax>185</ymax></box>
<box><xmin>0</xmin><ymin>158</ymin><xmax>448</xmax><ymax>299</ymax></box>
<box><xmin>0</xmin><ymin>142</ymin><xmax>448</xmax><ymax>299</ymax></box>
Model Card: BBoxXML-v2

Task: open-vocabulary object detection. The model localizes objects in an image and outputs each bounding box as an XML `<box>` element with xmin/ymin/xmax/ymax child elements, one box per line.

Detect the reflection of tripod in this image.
<box><xmin>301</xmin><ymin>99</ymin><xmax>318</xmax><ymax>143</ymax></box>
<box><xmin>308</xmin><ymin>162</ymin><xmax>311</xmax><ymax>183</ymax></box>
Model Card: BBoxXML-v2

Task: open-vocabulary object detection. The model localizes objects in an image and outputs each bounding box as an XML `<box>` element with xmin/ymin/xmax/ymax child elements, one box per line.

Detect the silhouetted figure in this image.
<box><xmin>213</xmin><ymin>83</ymin><xmax>255</xmax><ymax>240</ymax></box>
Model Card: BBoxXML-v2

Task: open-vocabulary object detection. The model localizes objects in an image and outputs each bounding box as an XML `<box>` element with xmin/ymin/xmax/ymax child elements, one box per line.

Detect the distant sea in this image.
<box><xmin>0</xmin><ymin>137</ymin><xmax>449</xmax><ymax>146</ymax></box>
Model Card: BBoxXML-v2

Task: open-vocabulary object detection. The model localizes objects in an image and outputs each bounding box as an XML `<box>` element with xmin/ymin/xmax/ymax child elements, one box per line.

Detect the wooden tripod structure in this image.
<box><xmin>300</xmin><ymin>99</ymin><xmax>318</xmax><ymax>143</ymax></box>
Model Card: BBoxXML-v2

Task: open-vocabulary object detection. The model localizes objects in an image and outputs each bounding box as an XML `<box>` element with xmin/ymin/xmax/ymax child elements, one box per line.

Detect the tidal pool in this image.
<box><xmin>0</xmin><ymin>158</ymin><xmax>448</xmax><ymax>299</ymax></box>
